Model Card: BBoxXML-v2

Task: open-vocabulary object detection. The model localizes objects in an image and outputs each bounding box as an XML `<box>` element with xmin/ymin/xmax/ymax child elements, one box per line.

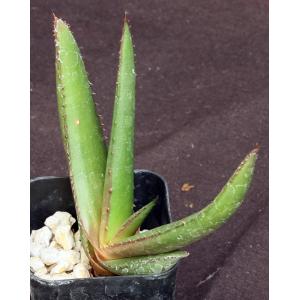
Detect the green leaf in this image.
<box><xmin>111</xmin><ymin>199</ymin><xmax>157</xmax><ymax>243</ymax></box>
<box><xmin>102</xmin><ymin>251</ymin><xmax>188</xmax><ymax>275</ymax></box>
<box><xmin>102</xmin><ymin>149</ymin><xmax>258</xmax><ymax>258</ymax></box>
<box><xmin>100</xmin><ymin>20</ymin><xmax>136</xmax><ymax>244</ymax></box>
<box><xmin>54</xmin><ymin>17</ymin><xmax>107</xmax><ymax>246</ymax></box>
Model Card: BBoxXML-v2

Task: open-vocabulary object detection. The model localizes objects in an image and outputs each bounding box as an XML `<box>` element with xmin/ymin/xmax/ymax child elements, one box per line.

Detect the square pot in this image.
<box><xmin>30</xmin><ymin>170</ymin><xmax>178</xmax><ymax>300</ymax></box>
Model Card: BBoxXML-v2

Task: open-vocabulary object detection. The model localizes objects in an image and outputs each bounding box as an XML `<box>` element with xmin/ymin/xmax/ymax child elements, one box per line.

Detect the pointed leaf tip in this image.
<box><xmin>53</xmin><ymin>15</ymin><xmax>63</xmax><ymax>28</ymax></box>
<box><xmin>253</xmin><ymin>143</ymin><xmax>260</xmax><ymax>154</ymax></box>
<box><xmin>52</xmin><ymin>13</ymin><xmax>58</xmax><ymax>23</ymax></box>
<box><xmin>123</xmin><ymin>11</ymin><xmax>128</xmax><ymax>23</ymax></box>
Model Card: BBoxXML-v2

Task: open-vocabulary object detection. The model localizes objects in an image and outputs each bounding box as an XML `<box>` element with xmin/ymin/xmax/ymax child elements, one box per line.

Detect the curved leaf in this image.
<box><xmin>102</xmin><ymin>148</ymin><xmax>258</xmax><ymax>258</ymax></box>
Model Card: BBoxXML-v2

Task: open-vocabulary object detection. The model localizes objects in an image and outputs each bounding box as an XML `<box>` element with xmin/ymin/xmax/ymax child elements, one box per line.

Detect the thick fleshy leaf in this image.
<box><xmin>102</xmin><ymin>251</ymin><xmax>188</xmax><ymax>275</ymax></box>
<box><xmin>100</xmin><ymin>19</ymin><xmax>136</xmax><ymax>244</ymax></box>
<box><xmin>111</xmin><ymin>199</ymin><xmax>157</xmax><ymax>243</ymax></box>
<box><xmin>54</xmin><ymin>17</ymin><xmax>107</xmax><ymax>246</ymax></box>
<box><xmin>102</xmin><ymin>149</ymin><xmax>258</xmax><ymax>258</ymax></box>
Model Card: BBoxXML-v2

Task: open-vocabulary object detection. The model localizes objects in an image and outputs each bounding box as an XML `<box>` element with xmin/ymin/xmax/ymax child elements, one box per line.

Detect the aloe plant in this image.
<box><xmin>54</xmin><ymin>16</ymin><xmax>258</xmax><ymax>276</ymax></box>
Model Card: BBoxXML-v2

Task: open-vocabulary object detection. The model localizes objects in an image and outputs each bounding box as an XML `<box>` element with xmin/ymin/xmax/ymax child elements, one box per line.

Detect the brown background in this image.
<box><xmin>31</xmin><ymin>1</ymin><xmax>268</xmax><ymax>299</ymax></box>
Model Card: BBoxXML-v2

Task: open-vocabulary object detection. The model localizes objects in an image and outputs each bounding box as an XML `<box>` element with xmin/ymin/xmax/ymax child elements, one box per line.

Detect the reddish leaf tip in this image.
<box><xmin>249</xmin><ymin>144</ymin><xmax>260</xmax><ymax>157</ymax></box>
<box><xmin>253</xmin><ymin>143</ymin><xmax>260</xmax><ymax>153</ymax></box>
<box><xmin>123</xmin><ymin>11</ymin><xmax>128</xmax><ymax>23</ymax></box>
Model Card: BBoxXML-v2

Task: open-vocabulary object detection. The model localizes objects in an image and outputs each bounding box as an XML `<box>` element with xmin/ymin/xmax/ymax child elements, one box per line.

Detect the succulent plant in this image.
<box><xmin>54</xmin><ymin>16</ymin><xmax>258</xmax><ymax>276</ymax></box>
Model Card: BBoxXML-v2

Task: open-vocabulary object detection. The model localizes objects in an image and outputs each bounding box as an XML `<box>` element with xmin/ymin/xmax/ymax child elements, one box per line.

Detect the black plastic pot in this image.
<box><xmin>30</xmin><ymin>170</ymin><xmax>178</xmax><ymax>300</ymax></box>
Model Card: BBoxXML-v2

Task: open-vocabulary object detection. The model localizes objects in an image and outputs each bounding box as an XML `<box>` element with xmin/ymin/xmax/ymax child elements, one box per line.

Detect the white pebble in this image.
<box><xmin>31</xmin><ymin>211</ymin><xmax>93</xmax><ymax>280</ymax></box>
<box><xmin>60</xmin><ymin>250</ymin><xmax>80</xmax><ymax>267</ymax></box>
<box><xmin>34</xmin><ymin>267</ymin><xmax>48</xmax><ymax>276</ymax></box>
<box><xmin>50</xmin><ymin>261</ymin><xmax>71</xmax><ymax>274</ymax></box>
<box><xmin>31</xmin><ymin>226</ymin><xmax>52</xmax><ymax>247</ymax></box>
<box><xmin>49</xmin><ymin>251</ymin><xmax>79</xmax><ymax>274</ymax></box>
<box><xmin>54</xmin><ymin>225</ymin><xmax>74</xmax><ymax>250</ymax></box>
<box><xmin>38</xmin><ymin>273</ymin><xmax>73</xmax><ymax>281</ymax></box>
<box><xmin>30</xmin><ymin>257</ymin><xmax>45</xmax><ymax>272</ymax></box>
<box><xmin>30</xmin><ymin>242</ymin><xmax>43</xmax><ymax>257</ymax></box>
<box><xmin>45</xmin><ymin>211</ymin><xmax>75</xmax><ymax>231</ymax></box>
<box><xmin>73</xmin><ymin>263</ymin><xmax>90</xmax><ymax>278</ymax></box>
<box><xmin>40</xmin><ymin>247</ymin><xmax>61</xmax><ymax>266</ymax></box>
<box><xmin>49</xmin><ymin>240</ymin><xmax>61</xmax><ymax>250</ymax></box>
<box><xmin>30</xmin><ymin>230</ymin><xmax>37</xmax><ymax>242</ymax></box>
